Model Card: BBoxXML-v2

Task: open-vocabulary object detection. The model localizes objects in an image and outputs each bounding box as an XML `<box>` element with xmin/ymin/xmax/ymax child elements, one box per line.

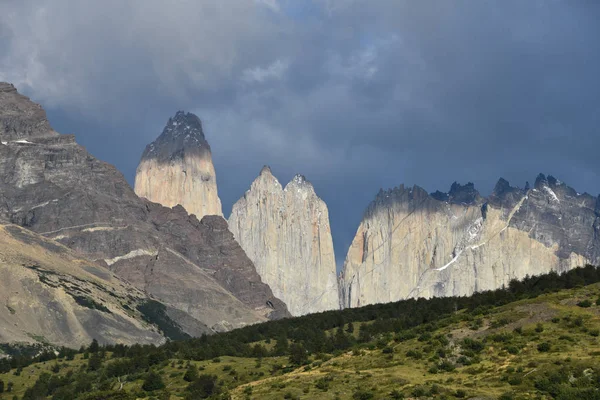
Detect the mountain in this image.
<box><xmin>340</xmin><ymin>177</ymin><xmax>600</xmax><ymax>308</ymax></box>
<box><xmin>0</xmin><ymin>82</ymin><xmax>289</xmax><ymax>335</ymax></box>
<box><xmin>0</xmin><ymin>222</ymin><xmax>168</xmax><ymax>348</ymax></box>
<box><xmin>134</xmin><ymin>111</ymin><xmax>223</xmax><ymax>219</ymax></box>
<box><xmin>228</xmin><ymin>167</ymin><xmax>339</xmax><ymax>316</ymax></box>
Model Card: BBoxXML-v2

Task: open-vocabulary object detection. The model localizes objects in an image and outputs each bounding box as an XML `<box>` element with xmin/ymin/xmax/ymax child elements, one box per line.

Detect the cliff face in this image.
<box><xmin>228</xmin><ymin>167</ymin><xmax>339</xmax><ymax>316</ymax></box>
<box><xmin>134</xmin><ymin>111</ymin><xmax>222</xmax><ymax>219</ymax></box>
<box><xmin>340</xmin><ymin>178</ymin><xmax>599</xmax><ymax>308</ymax></box>
<box><xmin>0</xmin><ymin>83</ymin><xmax>289</xmax><ymax>335</ymax></box>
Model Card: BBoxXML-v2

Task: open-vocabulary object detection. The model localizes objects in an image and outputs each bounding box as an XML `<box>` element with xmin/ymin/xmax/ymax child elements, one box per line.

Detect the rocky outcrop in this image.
<box><xmin>0</xmin><ymin>223</ymin><xmax>169</xmax><ymax>348</ymax></box>
<box><xmin>0</xmin><ymin>83</ymin><xmax>55</xmax><ymax>141</ymax></box>
<box><xmin>340</xmin><ymin>177</ymin><xmax>599</xmax><ymax>308</ymax></box>
<box><xmin>134</xmin><ymin>111</ymin><xmax>222</xmax><ymax>219</ymax></box>
<box><xmin>0</xmin><ymin>82</ymin><xmax>289</xmax><ymax>336</ymax></box>
<box><xmin>229</xmin><ymin>167</ymin><xmax>339</xmax><ymax>316</ymax></box>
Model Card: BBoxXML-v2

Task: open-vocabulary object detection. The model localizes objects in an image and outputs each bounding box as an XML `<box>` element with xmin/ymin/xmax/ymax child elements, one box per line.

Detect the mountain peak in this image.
<box><xmin>0</xmin><ymin>82</ymin><xmax>17</xmax><ymax>93</ymax></box>
<box><xmin>141</xmin><ymin>111</ymin><xmax>210</xmax><ymax>162</ymax></box>
<box><xmin>0</xmin><ymin>82</ymin><xmax>56</xmax><ymax>140</ymax></box>
<box><xmin>259</xmin><ymin>165</ymin><xmax>273</xmax><ymax>176</ymax></box>
<box><xmin>167</xmin><ymin>111</ymin><xmax>205</xmax><ymax>139</ymax></box>
<box><xmin>284</xmin><ymin>174</ymin><xmax>315</xmax><ymax>192</ymax></box>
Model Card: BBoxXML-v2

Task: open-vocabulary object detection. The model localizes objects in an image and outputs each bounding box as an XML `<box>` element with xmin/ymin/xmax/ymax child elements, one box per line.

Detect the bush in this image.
<box><xmin>352</xmin><ymin>389</ymin><xmax>374</xmax><ymax>400</ymax></box>
<box><xmin>141</xmin><ymin>372</ymin><xmax>165</xmax><ymax>392</ymax></box>
<box><xmin>498</xmin><ymin>392</ymin><xmax>514</xmax><ymax>400</ymax></box>
<box><xmin>183</xmin><ymin>364</ymin><xmax>198</xmax><ymax>382</ymax></box>
<box><xmin>185</xmin><ymin>374</ymin><xmax>219</xmax><ymax>399</ymax></box>
<box><xmin>411</xmin><ymin>386</ymin><xmax>426</xmax><ymax>397</ymax></box>
<box><xmin>406</xmin><ymin>350</ymin><xmax>422</xmax><ymax>359</ymax></box>
<box><xmin>461</xmin><ymin>338</ymin><xmax>485</xmax><ymax>353</ymax></box>
<box><xmin>508</xmin><ymin>376</ymin><xmax>522</xmax><ymax>386</ymax></box>
<box><xmin>537</xmin><ymin>342</ymin><xmax>551</xmax><ymax>352</ymax></box>
<box><xmin>438</xmin><ymin>360</ymin><xmax>455</xmax><ymax>372</ymax></box>
<box><xmin>577</xmin><ymin>300</ymin><xmax>593</xmax><ymax>308</ymax></box>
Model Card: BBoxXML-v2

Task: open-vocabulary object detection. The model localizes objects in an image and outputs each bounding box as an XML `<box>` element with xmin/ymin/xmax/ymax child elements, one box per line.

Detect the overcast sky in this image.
<box><xmin>1</xmin><ymin>1</ymin><xmax>599</xmax><ymax>268</ymax></box>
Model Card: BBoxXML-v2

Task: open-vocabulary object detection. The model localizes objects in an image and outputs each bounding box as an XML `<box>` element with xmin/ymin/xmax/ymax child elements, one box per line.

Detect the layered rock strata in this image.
<box><xmin>229</xmin><ymin>167</ymin><xmax>339</xmax><ymax>316</ymax></box>
<box><xmin>134</xmin><ymin>111</ymin><xmax>222</xmax><ymax>219</ymax></box>
<box><xmin>340</xmin><ymin>178</ymin><xmax>599</xmax><ymax>308</ymax></box>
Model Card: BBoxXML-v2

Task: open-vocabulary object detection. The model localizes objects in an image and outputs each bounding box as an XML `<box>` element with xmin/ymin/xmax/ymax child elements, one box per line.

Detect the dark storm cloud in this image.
<box><xmin>1</xmin><ymin>0</ymin><xmax>599</xmax><ymax>267</ymax></box>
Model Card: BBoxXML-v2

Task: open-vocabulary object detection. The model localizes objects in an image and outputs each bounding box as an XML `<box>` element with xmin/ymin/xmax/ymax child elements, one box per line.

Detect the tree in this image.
<box><xmin>185</xmin><ymin>374</ymin><xmax>220</xmax><ymax>399</ymax></box>
<box><xmin>142</xmin><ymin>371</ymin><xmax>165</xmax><ymax>392</ymax></box>
<box><xmin>0</xmin><ymin>380</ymin><xmax>4</xmax><ymax>393</ymax></box>
<box><xmin>89</xmin><ymin>339</ymin><xmax>100</xmax><ymax>354</ymax></box>
<box><xmin>346</xmin><ymin>321</ymin><xmax>355</xmax><ymax>334</ymax></box>
<box><xmin>88</xmin><ymin>352</ymin><xmax>103</xmax><ymax>371</ymax></box>
<box><xmin>273</xmin><ymin>333</ymin><xmax>289</xmax><ymax>355</ymax></box>
<box><xmin>289</xmin><ymin>343</ymin><xmax>308</xmax><ymax>366</ymax></box>
<box><xmin>183</xmin><ymin>364</ymin><xmax>199</xmax><ymax>382</ymax></box>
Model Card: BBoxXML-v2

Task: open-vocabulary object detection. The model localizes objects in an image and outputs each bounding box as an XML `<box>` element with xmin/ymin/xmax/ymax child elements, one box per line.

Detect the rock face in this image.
<box><xmin>340</xmin><ymin>178</ymin><xmax>600</xmax><ymax>308</ymax></box>
<box><xmin>134</xmin><ymin>111</ymin><xmax>222</xmax><ymax>219</ymax></box>
<box><xmin>0</xmin><ymin>82</ymin><xmax>289</xmax><ymax>336</ymax></box>
<box><xmin>0</xmin><ymin>223</ymin><xmax>168</xmax><ymax>348</ymax></box>
<box><xmin>229</xmin><ymin>167</ymin><xmax>339</xmax><ymax>316</ymax></box>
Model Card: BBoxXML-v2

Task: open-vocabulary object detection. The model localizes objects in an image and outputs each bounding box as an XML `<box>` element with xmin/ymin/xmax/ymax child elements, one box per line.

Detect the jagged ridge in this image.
<box><xmin>340</xmin><ymin>175</ymin><xmax>600</xmax><ymax>308</ymax></box>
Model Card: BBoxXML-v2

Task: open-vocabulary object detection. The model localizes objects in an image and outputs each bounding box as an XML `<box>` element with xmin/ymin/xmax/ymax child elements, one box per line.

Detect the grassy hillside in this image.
<box><xmin>1</xmin><ymin>266</ymin><xmax>599</xmax><ymax>399</ymax></box>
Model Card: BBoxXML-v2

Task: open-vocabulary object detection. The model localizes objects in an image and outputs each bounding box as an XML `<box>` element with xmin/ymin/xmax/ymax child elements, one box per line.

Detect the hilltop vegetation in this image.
<box><xmin>1</xmin><ymin>265</ymin><xmax>599</xmax><ymax>399</ymax></box>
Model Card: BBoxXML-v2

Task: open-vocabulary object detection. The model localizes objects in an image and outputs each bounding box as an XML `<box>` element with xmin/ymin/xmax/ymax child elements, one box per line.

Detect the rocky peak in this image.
<box><xmin>284</xmin><ymin>174</ymin><xmax>315</xmax><ymax>194</ymax></box>
<box><xmin>252</xmin><ymin>165</ymin><xmax>282</xmax><ymax>192</ymax></box>
<box><xmin>0</xmin><ymin>82</ymin><xmax>17</xmax><ymax>93</ymax></box>
<box><xmin>0</xmin><ymin>82</ymin><xmax>56</xmax><ymax>141</ymax></box>
<box><xmin>534</xmin><ymin>173</ymin><xmax>549</xmax><ymax>189</ymax></box>
<box><xmin>430</xmin><ymin>182</ymin><xmax>481</xmax><ymax>205</ymax></box>
<box><xmin>488</xmin><ymin>178</ymin><xmax>525</xmax><ymax>209</ymax></box>
<box><xmin>141</xmin><ymin>111</ymin><xmax>209</xmax><ymax>163</ymax></box>
<box><xmin>492</xmin><ymin>178</ymin><xmax>512</xmax><ymax>196</ymax></box>
<box><xmin>259</xmin><ymin>165</ymin><xmax>273</xmax><ymax>176</ymax></box>
<box><xmin>447</xmin><ymin>181</ymin><xmax>481</xmax><ymax>205</ymax></box>
<box><xmin>134</xmin><ymin>110</ymin><xmax>223</xmax><ymax>218</ymax></box>
<box><xmin>228</xmin><ymin>167</ymin><xmax>339</xmax><ymax>316</ymax></box>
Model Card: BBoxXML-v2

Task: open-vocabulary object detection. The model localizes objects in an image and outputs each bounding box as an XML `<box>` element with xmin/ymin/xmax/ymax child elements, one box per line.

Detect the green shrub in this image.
<box><xmin>141</xmin><ymin>372</ymin><xmax>165</xmax><ymax>392</ymax></box>
<box><xmin>406</xmin><ymin>350</ymin><xmax>422</xmax><ymax>359</ymax></box>
<box><xmin>537</xmin><ymin>342</ymin><xmax>551</xmax><ymax>352</ymax></box>
<box><xmin>352</xmin><ymin>389</ymin><xmax>374</xmax><ymax>400</ymax></box>
<box><xmin>411</xmin><ymin>386</ymin><xmax>426</xmax><ymax>397</ymax></box>
<box><xmin>577</xmin><ymin>300</ymin><xmax>593</xmax><ymax>308</ymax></box>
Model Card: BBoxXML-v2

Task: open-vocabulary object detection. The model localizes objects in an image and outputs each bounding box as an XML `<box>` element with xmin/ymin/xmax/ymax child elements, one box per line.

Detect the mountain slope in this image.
<box><xmin>0</xmin><ymin>222</ymin><xmax>167</xmax><ymax>348</ymax></box>
<box><xmin>0</xmin><ymin>82</ymin><xmax>289</xmax><ymax>334</ymax></box>
<box><xmin>340</xmin><ymin>178</ymin><xmax>599</xmax><ymax>308</ymax></box>
<box><xmin>228</xmin><ymin>167</ymin><xmax>339</xmax><ymax>316</ymax></box>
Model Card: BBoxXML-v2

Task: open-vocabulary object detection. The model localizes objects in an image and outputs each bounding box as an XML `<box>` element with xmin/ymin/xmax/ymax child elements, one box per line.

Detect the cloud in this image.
<box><xmin>242</xmin><ymin>59</ymin><xmax>290</xmax><ymax>84</ymax></box>
<box><xmin>1</xmin><ymin>1</ymin><xmax>599</xmax><ymax>265</ymax></box>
